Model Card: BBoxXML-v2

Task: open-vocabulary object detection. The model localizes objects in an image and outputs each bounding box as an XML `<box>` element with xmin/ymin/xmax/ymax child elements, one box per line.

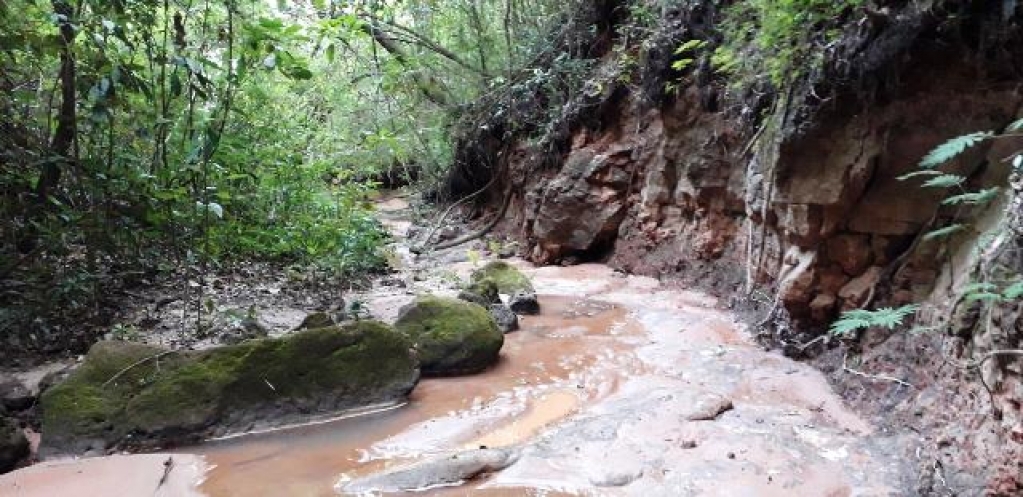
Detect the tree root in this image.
<box><xmin>411</xmin><ymin>187</ymin><xmax>512</xmax><ymax>254</ymax></box>
<box><xmin>841</xmin><ymin>352</ymin><xmax>914</xmax><ymax>388</ymax></box>
<box><xmin>413</xmin><ymin>174</ymin><xmax>498</xmax><ymax>252</ymax></box>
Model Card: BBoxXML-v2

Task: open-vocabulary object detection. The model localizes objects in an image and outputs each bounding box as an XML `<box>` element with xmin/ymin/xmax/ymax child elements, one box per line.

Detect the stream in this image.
<box><xmin>0</xmin><ymin>195</ymin><xmax>911</xmax><ymax>496</ymax></box>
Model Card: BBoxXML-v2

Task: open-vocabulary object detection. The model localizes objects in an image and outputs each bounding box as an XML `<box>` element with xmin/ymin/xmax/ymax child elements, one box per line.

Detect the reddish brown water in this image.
<box><xmin>195</xmin><ymin>293</ymin><xmax>643</xmax><ymax>497</ymax></box>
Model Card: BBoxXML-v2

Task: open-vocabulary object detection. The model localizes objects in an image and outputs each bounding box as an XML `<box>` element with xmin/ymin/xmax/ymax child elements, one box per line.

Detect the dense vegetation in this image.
<box><xmin>0</xmin><ymin>0</ymin><xmax>569</xmax><ymax>356</ymax></box>
<box><xmin>3</xmin><ymin>0</ymin><xmax>1019</xmax><ymax>359</ymax></box>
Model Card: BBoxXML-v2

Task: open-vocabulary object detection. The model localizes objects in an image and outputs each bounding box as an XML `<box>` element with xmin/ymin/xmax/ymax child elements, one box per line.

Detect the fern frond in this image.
<box><xmin>829</xmin><ymin>305</ymin><xmax>919</xmax><ymax>336</ymax></box>
<box><xmin>829</xmin><ymin>317</ymin><xmax>871</xmax><ymax>337</ymax></box>
<box><xmin>1003</xmin><ymin>281</ymin><xmax>1023</xmax><ymax>300</ymax></box>
<box><xmin>897</xmin><ymin>170</ymin><xmax>943</xmax><ymax>181</ymax></box>
<box><xmin>959</xmin><ymin>282</ymin><xmax>997</xmax><ymax>294</ymax></box>
<box><xmin>942</xmin><ymin>187</ymin><xmax>1000</xmax><ymax>206</ymax></box>
<box><xmin>919</xmin><ymin>132</ymin><xmax>993</xmax><ymax>168</ymax></box>
<box><xmin>923</xmin><ymin>224</ymin><xmax>965</xmax><ymax>241</ymax></box>
<box><xmin>870</xmin><ymin>305</ymin><xmax>920</xmax><ymax>329</ymax></box>
<box><xmin>920</xmin><ymin>174</ymin><xmax>965</xmax><ymax>189</ymax></box>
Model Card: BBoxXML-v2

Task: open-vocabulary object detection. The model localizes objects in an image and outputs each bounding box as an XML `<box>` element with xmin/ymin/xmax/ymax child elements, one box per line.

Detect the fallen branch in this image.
<box><xmin>842</xmin><ymin>352</ymin><xmax>914</xmax><ymax>388</ymax></box>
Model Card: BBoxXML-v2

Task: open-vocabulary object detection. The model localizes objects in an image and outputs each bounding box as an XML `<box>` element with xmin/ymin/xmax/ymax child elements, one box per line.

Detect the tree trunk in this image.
<box><xmin>38</xmin><ymin>0</ymin><xmax>78</xmax><ymax>205</ymax></box>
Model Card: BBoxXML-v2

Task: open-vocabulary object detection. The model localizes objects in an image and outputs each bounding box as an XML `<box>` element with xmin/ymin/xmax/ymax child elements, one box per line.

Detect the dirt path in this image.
<box><xmin>0</xmin><ymin>192</ymin><xmax>912</xmax><ymax>496</ymax></box>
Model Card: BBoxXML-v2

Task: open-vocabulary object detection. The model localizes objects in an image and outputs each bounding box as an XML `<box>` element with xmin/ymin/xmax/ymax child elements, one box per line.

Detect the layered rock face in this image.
<box><xmin>487</xmin><ymin>4</ymin><xmax>1023</xmax><ymax>335</ymax></box>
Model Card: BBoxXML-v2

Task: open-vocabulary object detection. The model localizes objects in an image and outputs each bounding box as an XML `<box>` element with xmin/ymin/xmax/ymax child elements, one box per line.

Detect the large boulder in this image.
<box><xmin>468</xmin><ymin>261</ymin><xmax>540</xmax><ymax>315</ymax></box>
<box><xmin>40</xmin><ymin>322</ymin><xmax>419</xmax><ymax>454</ymax></box>
<box><xmin>0</xmin><ymin>417</ymin><xmax>29</xmax><ymax>474</ymax></box>
<box><xmin>394</xmin><ymin>296</ymin><xmax>503</xmax><ymax>376</ymax></box>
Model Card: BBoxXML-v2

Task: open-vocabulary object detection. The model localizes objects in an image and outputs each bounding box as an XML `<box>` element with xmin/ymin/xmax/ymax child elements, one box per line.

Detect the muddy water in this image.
<box><xmin>196</xmin><ymin>292</ymin><xmax>644</xmax><ymax>497</ymax></box>
<box><xmin>190</xmin><ymin>263</ymin><xmax>907</xmax><ymax>496</ymax></box>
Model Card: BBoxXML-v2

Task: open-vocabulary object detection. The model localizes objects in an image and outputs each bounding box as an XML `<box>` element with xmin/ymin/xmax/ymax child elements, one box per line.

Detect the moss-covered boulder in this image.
<box><xmin>394</xmin><ymin>296</ymin><xmax>503</xmax><ymax>376</ymax></box>
<box><xmin>40</xmin><ymin>322</ymin><xmax>419</xmax><ymax>454</ymax></box>
<box><xmin>468</xmin><ymin>261</ymin><xmax>539</xmax><ymax>315</ymax></box>
<box><xmin>0</xmin><ymin>417</ymin><xmax>29</xmax><ymax>474</ymax></box>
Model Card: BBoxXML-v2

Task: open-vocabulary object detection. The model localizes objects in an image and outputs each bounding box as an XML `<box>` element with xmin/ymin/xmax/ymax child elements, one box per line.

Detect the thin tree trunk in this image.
<box><xmin>38</xmin><ymin>0</ymin><xmax>78</xmax><ymax>205</ymax></box>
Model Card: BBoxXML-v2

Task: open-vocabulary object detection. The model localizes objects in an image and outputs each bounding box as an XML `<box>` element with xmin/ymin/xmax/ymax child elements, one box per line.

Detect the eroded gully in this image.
<box><xmin>0</xmin><ymin>195</ymin><xmax>911</xmax><ymax>496</ymax></box>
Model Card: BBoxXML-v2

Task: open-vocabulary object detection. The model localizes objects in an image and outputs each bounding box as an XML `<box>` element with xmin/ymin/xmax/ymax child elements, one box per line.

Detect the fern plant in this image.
<box><xmin>829</xmin><ymin>305</ymin><xmax>920</xmax><ymax>338</ymax></box>
<box><xmin>918</xmin><ymin>132</ymin><xmax>994</xmax><ymax>168</ymax></box>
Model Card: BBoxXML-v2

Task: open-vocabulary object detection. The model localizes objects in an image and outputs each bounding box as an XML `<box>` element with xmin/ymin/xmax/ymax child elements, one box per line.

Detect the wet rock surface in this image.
<box><xmin>184</xmin><ymin>263</ymin><xmax>912</xmax><ymax>497</ymax></box>
<box><xmin>338</xmin><ymin>446</ymin><xmax>519</xmax><ymax>494</ymax></box>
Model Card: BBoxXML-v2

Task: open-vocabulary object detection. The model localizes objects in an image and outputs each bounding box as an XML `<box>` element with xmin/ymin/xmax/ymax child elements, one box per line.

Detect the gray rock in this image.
<box><xmin>0</xmin><ymin>417</ymin><xmax>29</xmax><ymax>474</ymax></box>
<box><xmin>0</xmin><ymin>378</ymin><xmax>34</xmax><ymax>412</ymax></box>
<box><xmin>488</xmin><ymin>304</ymin><xmax>519</xmax><ymax>333</ymax></box>
<box><xmin>340</xmin><ymin>447</ymin><xmax>519</xmax><ymax>494</ymax></box>
<box><xmin>509</xmin><ymin>290</ymin><xmax>540</xmax><ymax>315</ymax></box>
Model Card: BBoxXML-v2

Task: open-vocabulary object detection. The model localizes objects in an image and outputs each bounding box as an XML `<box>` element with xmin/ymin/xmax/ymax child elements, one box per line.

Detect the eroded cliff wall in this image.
<box><xmin>448</xmin><ymin>0</ymin><xmax>1023</xmax><ymax>493</ymax></box>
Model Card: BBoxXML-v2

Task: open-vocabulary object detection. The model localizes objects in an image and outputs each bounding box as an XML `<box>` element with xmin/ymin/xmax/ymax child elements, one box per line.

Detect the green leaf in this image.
<box><xmin>897</xmin><ymin>170</ymin><xmax>943</xmax><ymax>181</ymax></box>
<box><xmin>1007</xmin><ymin>118</ymin><xmax>1023</xmax><ymax>132</ymax></box>
<box><xmin>919</xmin><ymin>132</ymin><xmax>993</xmax><ymax>168</ymax></box>
<box><xmin>959</xmin><ymin>282</ymin><xmax>997</xmax><ymax>294</ymax></box>
<box><xmin>671</xmin><ymin>59</ymin><xmax>694</xmax><ymax>71</ymax></box>
<box><xmin>1004</xmin><ymin>281</ymin><xmax>1023</xmax><ymax>300</ymax></box>
<box><xmin>920</xmin><ymin>174</ymin><xmax>965</xmax><ymax>189</ymax></box>
<box><xmin>923</xmin><ymin>224</ymin><xmax>965</xmax><ymax>241</ymax></box>
<box><xmin>941</xmin><ymin>187</ymin><xmax>999</xmax><ymax>206</ymax></box>
<box><xmin>674</xmin><ymin>39</ymin><xmax>707</xmax><ymax>54</ymax></box>
<box><xmin>965</xmin><ymin>292</ymin><xmax>1002</xmax><ymax>303</ymax></box>
<box><xmin>208</xmin><ymin>202</ymin><xmax>224</xmax><ymax>219</ymax></box>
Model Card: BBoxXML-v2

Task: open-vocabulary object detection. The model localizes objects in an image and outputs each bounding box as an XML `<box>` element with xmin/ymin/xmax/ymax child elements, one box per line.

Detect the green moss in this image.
<box><xmin>41</xmin><ymin>323</ymin><xmax>419</xmax><ymax>452</ymax></box>
<box><xmin>716</xmin><ymin>0</ymin><xmax>863</xmax><ymax>85</ymax></box>
<box><xmin>469</xmin><ymin>261</ymin><xmax>534</xmax><ymax>295</ymax></box>
<box><xmin>394</xmin><ymin>296</ymin><xmax>502</xmax><ymax>375</ymax></box>
<box><xmin>40</xmin><ymin>341</ymin><xmax>171</xmax><ymax>441</ymax></box>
